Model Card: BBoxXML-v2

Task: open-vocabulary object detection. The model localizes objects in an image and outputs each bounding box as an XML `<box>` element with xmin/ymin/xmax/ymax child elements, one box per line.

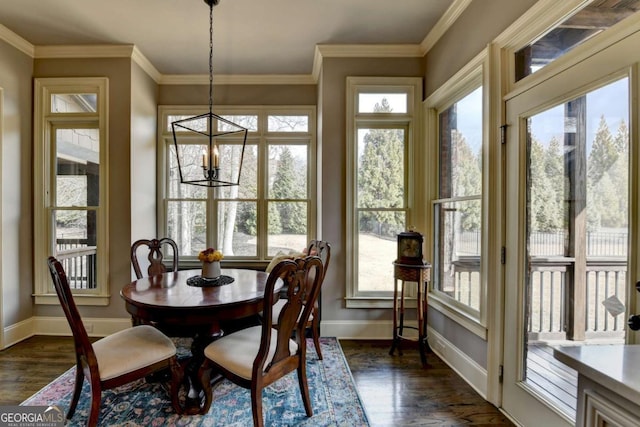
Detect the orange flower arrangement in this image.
<box><xmin>198</xmin><ymin>248</ymin><xmax>223</xmax><ymax>263</ymax></box>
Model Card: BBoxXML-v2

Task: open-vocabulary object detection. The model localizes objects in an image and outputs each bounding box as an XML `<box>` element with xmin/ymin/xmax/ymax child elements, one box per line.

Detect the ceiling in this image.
<box><xmin>0</xmin><ymin>0</ymin><xmax>455</xmax><ymax>76</ymax></box>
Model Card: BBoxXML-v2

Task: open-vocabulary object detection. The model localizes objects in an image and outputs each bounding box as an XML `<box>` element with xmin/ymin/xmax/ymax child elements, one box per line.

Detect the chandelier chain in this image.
<box><xmin>209</xmin><ymin>1</ymin><xmax>214</xmax><ymax>114</ymax></box>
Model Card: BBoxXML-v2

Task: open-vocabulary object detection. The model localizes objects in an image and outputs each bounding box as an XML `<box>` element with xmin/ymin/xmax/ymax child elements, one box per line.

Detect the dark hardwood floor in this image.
<box><xmin>340</xmin><ymin>339</ymin><xmax>514</xmax><ymax>426</ymax></box>
<box><xmin>1</xmin><ymin>336</ymin><xmax>513</xmax><ymax>426</ymax></box>
<box><xmin>0</xmin><ymin>335</ymin><xmax>78</xmax><ymax>405</ymax></box>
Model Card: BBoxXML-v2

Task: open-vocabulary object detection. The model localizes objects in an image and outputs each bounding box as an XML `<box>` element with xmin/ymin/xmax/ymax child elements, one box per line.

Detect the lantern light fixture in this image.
<box><xmin>171</xmin><ymin>0</ymin><xmax>247</xmax><ymax>188</ymax></box>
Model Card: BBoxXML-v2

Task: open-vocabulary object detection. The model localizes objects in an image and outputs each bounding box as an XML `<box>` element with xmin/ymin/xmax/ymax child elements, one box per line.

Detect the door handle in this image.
<box><xmin>628</xmin><ymin>282</ymin><xmax>640</xmax><ymax>330</ymax></box>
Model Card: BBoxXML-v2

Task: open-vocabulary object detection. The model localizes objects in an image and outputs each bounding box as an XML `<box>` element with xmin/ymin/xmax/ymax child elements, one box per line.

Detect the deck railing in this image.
<box><xmin>447</xmin><ymin>253</ymin><xmax>627</xmax><ymax>341</ymax></box>
<box><xmin>452</xmin><ymin>230</ymin><xmax>628</xmax><ymax>341</ymax></box>
<box><xmin>56</xmin><ymin>238</ymin><xmax>97</xmax><ymax>289</ymax></box>
<box><xmin>527</xmin><ymin>257</ymin><xmax>626</xmax><ymax>340</ymax></box>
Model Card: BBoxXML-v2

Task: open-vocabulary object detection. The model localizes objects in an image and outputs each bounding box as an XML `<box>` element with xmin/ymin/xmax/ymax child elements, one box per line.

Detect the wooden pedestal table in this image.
<box><xmin>120</xmin><ymin>269</ymin><xmax>282</xmax><ymax>414</ymax></box>
<box><xmin>389</xmin><ymin>261</ymin><xmax>432</xmax><ymax>367</ymax></box>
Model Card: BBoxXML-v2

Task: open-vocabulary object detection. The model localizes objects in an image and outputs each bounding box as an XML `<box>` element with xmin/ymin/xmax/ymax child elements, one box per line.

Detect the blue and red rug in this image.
<box><xmin>22</xmin><ymin>337</ymin><xmax>369</xmax><ymax>426</ymax></box>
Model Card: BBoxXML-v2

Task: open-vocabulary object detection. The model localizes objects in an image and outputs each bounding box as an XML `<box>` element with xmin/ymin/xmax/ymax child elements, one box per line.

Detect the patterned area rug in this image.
<box><xmin>22</xmin><ymin>337</ymin><xmax>369</xmax><ymax>426</ymax></box>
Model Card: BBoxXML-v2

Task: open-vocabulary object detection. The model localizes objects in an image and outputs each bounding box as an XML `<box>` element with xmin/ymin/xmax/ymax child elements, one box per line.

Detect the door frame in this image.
<box><xmin>501</xmin><ymin>26</ymin><xmax>640</xmax><ymax>426</ymax></box>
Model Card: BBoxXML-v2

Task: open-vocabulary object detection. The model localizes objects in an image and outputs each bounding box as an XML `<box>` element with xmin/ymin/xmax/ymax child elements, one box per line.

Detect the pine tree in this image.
<box><xmin>451</xmin><ymin>130</ymin><xmax>481</xmax><ymax>231</ymax></box>
<box><xmin>587</xmin><ymin>116</ymin><xmax>626</xmax><ymax>229</ymax></box>
<box><xmin>529</xmin><ymin>137</ymin><xmax>560</xmax><ymax>232</ymax></box>
<box><xmin>357</xmin><ymin>99</ymin><xmax>404</xmax><ymax>235</ymax></box>
<box><xmin>543</xmin><ymin>136</ymin><xmax>565</xmax><ymax>230</ymax></box>
<box><xmin>271</xmin><ymin>146</ymin><xmax>306</xmax><ymax>233</ymax></box>
<box><xmin>588</xmin><ymin>115</ymin><xmax>618</xmax><ymax>185</ymax></box>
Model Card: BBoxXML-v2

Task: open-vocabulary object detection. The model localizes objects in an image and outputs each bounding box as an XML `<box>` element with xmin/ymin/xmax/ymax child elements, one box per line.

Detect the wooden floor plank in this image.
<box><xmin>527</xmin><ymin>350</ymin><xmax>577</xmax><ymax>387</ymax></box>
<box><xmin>526</xmin><ymin>343</ymin><xmax>578</xmax><ymax>417</ymax></box>
<box><xmin>341</xmin><ymin>339</ymin><xmax>514</xmax><ymax>426</ymax></box>
<box><xmin>0</xmin><ymin>336</ymin><xmax>515</xmax><ymax>426</ymax></box>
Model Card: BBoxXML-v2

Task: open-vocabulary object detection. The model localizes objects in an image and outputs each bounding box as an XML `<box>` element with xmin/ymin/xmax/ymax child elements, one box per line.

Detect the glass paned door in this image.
<box><xmin>504</xmin><ymin>74</ymin><xmax>630</xmax><ymax>425</ymax></box>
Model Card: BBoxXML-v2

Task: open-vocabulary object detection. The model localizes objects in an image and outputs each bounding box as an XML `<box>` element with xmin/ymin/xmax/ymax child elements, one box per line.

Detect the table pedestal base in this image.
<box><xmin>177</xmin><ymin>326</ymin><xmax>223</xmax><ymax>415</ymax></box>
<box><xmin>389</xmin><ymin>262</ymin><xmax>431</xmax><ymax>368</ymax></box>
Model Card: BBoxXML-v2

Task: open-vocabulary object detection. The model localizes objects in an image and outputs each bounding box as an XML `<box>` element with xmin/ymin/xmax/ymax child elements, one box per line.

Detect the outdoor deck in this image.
<box><xmin>527</xmin><ymin>342</ymin><xmax>578</xmax><ymax>418</ymax></box>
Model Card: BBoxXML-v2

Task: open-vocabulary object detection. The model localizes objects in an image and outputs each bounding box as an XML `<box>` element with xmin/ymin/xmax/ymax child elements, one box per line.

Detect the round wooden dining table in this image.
<box><xmin>120</xmin><ymin>268</ymin><xmax>281</xmax><ymax>414</ymax></box>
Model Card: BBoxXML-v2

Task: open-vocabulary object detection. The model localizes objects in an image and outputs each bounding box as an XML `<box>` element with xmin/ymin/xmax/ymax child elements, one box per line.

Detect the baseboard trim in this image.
<box><xmin>2</xmin><ymin>316</ymin><xmax>131</xmax><ymax>348</ymax></box>
<box><xmin>427</xmin><ymin>325</ymin><xmax>488</xmax><ymax>399</ymax></box>
<box><xmin>321</xmin><ymin>319</ymin><xmax>396</xmax><ymax>339</ymax></box>
<box><xmin>2</xmin><ymin>317</ymin><xmax>35</xmax><ymax>349</ymax></box>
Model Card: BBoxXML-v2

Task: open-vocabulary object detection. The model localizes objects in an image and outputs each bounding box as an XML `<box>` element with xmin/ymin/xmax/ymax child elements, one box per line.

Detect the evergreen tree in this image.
<box><xmin>614</xmin><ymin>119</ymin><xmax>628</xmax><ymax>153</ymax></box>
<box><xmin>528</xmin><ymin>137</ymin><xmax>560</xmax><ymax>232</ymax></box>
<box><xmin>451</xmin><ymin>130</ymin><xmax>481</xmax><ymax>231</ymax></box>
<box><xmin>271</xmin><ymin>146</ymin><xmax>306</xmax><ymax>233</ymax></box>
<box><xmin>612</xmin><ymin>120</ymin><xmax>629</xmax><ymax>225</ymax></box>
<box><xmin>591</xmin><ymin>119</ymin><xmax>629</xmax><ymax>229</ymax></box>
<box><xmin>543</xmin><ymin>136</ymin><xmax>565</xmax><ymax>230</ymax></box>
<box><xmin>587</xmin><ymin>116</ymin><xmax>626</xmax><ymax>229</ymax></box>
<box><xmin>588</xmin><ymin>115</ymin><xmax>618</xmax><ymax>185</ymax></box>
<box><xmin>357</xmin><ymin>99</ymin><xmax>404</xmax><ymax>235</ymax></box>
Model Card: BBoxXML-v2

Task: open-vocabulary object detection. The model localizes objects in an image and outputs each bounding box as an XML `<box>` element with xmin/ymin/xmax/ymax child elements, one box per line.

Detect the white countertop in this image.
<box><xmin>554</xmin><ymin>345</ymin><xmax>640</xmax><ymax>405</ymax></box>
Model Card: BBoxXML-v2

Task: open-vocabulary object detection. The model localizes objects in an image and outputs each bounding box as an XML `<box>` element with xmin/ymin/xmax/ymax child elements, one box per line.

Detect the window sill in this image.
<box><xmin>35</xmin><ymin>294</ymin><xmax>111</xmax><ymax>306</ymax></box>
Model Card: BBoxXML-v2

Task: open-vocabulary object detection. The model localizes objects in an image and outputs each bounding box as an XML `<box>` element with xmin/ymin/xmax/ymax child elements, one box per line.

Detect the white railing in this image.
<box><xmin>56</xmin><ymin>238</ymin><xmax>98</xmax><ymax>289</ymax></box>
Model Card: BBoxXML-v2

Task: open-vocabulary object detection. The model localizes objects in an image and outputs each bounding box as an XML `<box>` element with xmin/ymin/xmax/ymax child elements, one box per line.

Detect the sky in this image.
<box><xmin>529</xmin><ymin>77</ymin><xmax>629</xmax><ymax>151</ymax></box>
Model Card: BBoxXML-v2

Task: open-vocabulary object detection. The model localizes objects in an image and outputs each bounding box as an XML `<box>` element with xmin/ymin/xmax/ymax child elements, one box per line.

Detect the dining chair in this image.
<box><xmin>47</xmin><ymin>256</ymin><xmax>182</xmax><ymax>425</ymax></box>
<box><xmin>271</xmin><ymin>240</ymin><xmax>331</xmax><ymax>359</ymax></box>
<box><xmin>130</xmin><ymin>237</ymin><xmax>179</xmax><ymax>279</ymax></box>
<box><xmin>198</xmin><ymin>255</ymin><xmax>324</xmax><ymax>427</ymax></box>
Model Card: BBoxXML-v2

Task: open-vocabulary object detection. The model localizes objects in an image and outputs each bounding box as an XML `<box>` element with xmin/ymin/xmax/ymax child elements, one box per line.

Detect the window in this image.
<box><xmin>514</xmin><ymin>0</ymin><xmax>640</xmax><ymax>81</ymax></box>
<box><xmin>425</xmin><ymin>53</ymin><xmax>487</xmax><ymax>333</ymax></box>
<box><xmin>345</xmin><ymin>77</ymin><xmax>422</xmax><ymax>307</ymax></box>
<box><xmin>33</xmin><ymin>78</ymin><xmax>109</xmax><ymax>305</ymax></box>
<box><xmin>158</xmin><ymin>107</ymin><xmax>316</xmax><ymax>263</ymax></box>
<box><xmin>434</xmin><ymin>87</ymin><xmax>483</xmax><ymax>312</ymax></box>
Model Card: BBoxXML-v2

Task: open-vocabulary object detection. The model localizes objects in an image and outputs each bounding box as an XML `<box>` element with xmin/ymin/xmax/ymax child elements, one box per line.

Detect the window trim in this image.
<box><xmin>33</xmin><ymin>77</ymin><xmax>110</xmax><ymax>305</ymax></box>
<box><xmin>424</xmin><ymin>51</ymin><xmax>488</xmax><ymax>337</ymax></box>
<box><xmin>157</xmin><ymin>105</ymin><xmax>317</xmax><ymax>267</ymax></box>
<box><xmin>496</xmin><ymin>0</ymin><xmax>640</xmax><ymax>99</ymax></box>
<box><xmin>345</xmin><ymin>76</ymin><xmax>423</xmax><ymax>308</ymax></box>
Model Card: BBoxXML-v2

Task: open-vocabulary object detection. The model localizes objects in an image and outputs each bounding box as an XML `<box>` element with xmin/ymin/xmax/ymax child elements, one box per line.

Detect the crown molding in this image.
<box><xmin>131</xmin><ymin>46</ymin><xmax>162</xmax><ymax>82</ymax></box>
<box><xmin>34</xmin><ymin>44</ymin><xmax>136</xmax><ymax>58</ymax></box>
<box><xmin>312</xmin><ymin>46</ymin><xmax>324</xmax><ymax>82</ymax></box>
<box><xmin>0</xmin><ymin>23</ymin><xmax>34</xmax><ymax>57</ymax></box>
<box><xmin>160</xmin><ymin>73</ymin><xmax>315</xmax><ymax>85</ymax></box>
<box><xmin>315</xmin><ymin>44</ymin><xmax>423</xmax><ymax>58</ymax></box>
<box><xmin>312</xmin><ymin>44</ymin><xmax>424</xmax><ymax>82</ymax></box>
<box><xmin>420</xmin><ymin>0</ymin><xmax>472</xmax><ymax>54</ymax></box>
<box><xmin>32</xmin><ymin>44</ymin><xmax>163</xmax><ymax>82</ymax></box>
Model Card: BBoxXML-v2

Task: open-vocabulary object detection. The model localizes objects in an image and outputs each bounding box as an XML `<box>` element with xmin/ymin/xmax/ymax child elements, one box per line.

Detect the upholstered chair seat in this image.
<box><xmin>92</xmin><ymin>325</ymin><xmax>177</xmax><ymax>381</ymax></box>
<box><xmin>203</xmin><ymin>326</ymin><xmax>297</xmax><ymax>380</ymax></box>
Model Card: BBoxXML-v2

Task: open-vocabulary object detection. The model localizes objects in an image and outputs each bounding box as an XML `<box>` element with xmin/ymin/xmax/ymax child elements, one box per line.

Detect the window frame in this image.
<box><xmin>33</xmin><ymin>77</ymin><xmax>110</xmax><ymax>305</ymax></box>
<box><xmin>157</xmin><ymin>105</ymin><xmax>317</xmax><ymax>267</ymax></box>
<box><xmin>425</xmin><ymin>52</ymin><xmax>488</xmax><ymax>337</ymax></box>
<box><xmin>345</xmin><ymin>76</ymin><xmax>423</xmax><ymax>308</ymax></box>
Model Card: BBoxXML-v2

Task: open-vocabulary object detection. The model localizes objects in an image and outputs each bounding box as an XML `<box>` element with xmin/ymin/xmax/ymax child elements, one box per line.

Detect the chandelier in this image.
<box><xmin>171</xmin><ymin>0</ymin><xmax>247</xmax><ymax>187</ymax></box>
